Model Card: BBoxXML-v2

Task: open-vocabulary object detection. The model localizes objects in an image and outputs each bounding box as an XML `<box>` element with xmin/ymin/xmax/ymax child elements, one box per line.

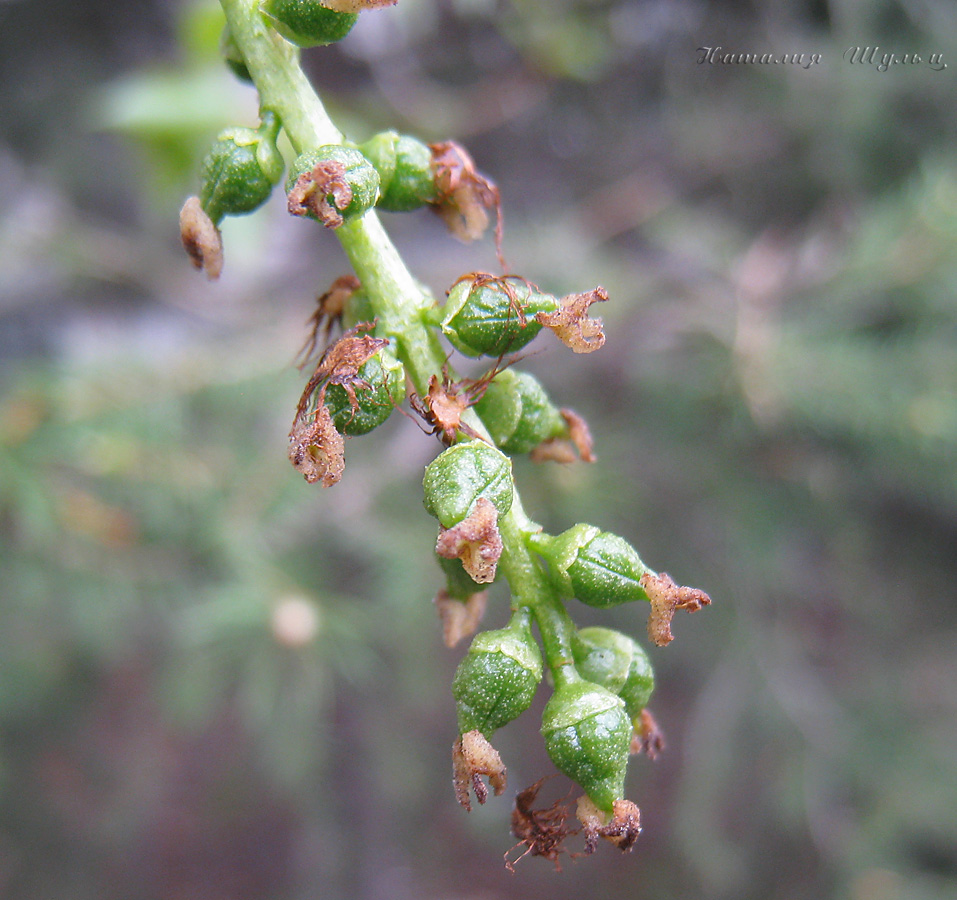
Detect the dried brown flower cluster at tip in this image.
<box><xmin>641</xmin><ymin>571</ymin><xmax>712</xmax><ymax>647</ymax></box>
<box><xmin>179</xmin><ymin>196</ymin><xmax>223</xmax><ymax>280</ymax></box>
<box><xmin>530</xmin><ymin>407</ymin><xmax>596</xmax><ymax>464</ymax></box>
<box><xmin>506</xmin><ymin>779</ymin><xmax>577</xmax><ymax>872</ymax></box>
<box><xmin>434</xmin><ymin>589</ymin><xmax>487</xmax><ymax>648</ymax></box>
<box><xmin>288</xmin><ymin>322</ymin><xmax>389</xmax><ymax>486</ymax></box>
<box><xmin>430</xmin><ymin>142</ymin><xmax>504</xmax><ymax>266</ymax></box>
<box><xmin>576</xmin><ymin>796</ymin><xmax>642</xmax><ymax>854</ymax></box>
<box><xmin>298</xmin><ymin>274</ymin><xmax>361</xmax><ymax>365</ymax></box>
<box><xmin>288</xmin><ymin>160</ymin><xmax>352</xmax><ymax>228</ymax></box>
<box><xmin>535</xmin><ymin>287</ymin><xmax>608</xmax><ymax>353</ymax></box>
<box><xmin>435</xmin><ymin>497</ymin><xmax>503</xmax><ymax>584</ymax></box>
<box><xmin>630</xmin><ymin>708</ymin><xmax>665</xmax><ymax>759</ymax></box>
<box><xmin>453</xmin><ymin>730</ymin><xmax>507</xmax><ymax>812</ymax></box>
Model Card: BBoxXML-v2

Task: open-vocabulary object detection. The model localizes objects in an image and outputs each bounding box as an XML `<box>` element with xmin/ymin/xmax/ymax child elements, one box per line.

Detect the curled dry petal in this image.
<box><xmin>535</xmin><ymin>287</ymin><xmax>608</xmax><ymax>353</ymax></box>
<box><xmin>288</xmin><ymin>160</ymin><xmax>353</xmax><ymax>228</ymax></box>
<box><xmin>641</xmin><ymin>571</ymin><xmax>712</xmax><ymax>647</ymax></box>
<box><xmin>288</xmin><ymin>405</ymin><xmax>345</xmax><ymax>487</ymax></box>
<box><xmin>630</xmin><ymin>708</ymin><xmax>665</xmax><ymax>759</ymax></box>
<box><xmin>434</xmin><ymin>589</ymin><xmax>487</xmax><ymax>648</ymax></box>
<box><xmin>435</xmin><ymin>497</ymin><xmax>503</xmax><ymax>584</ymax></box>
<box><xmin>529</xmin><ymin>407</ymin><xmax>596</xmax><ymax>464</ymax></box>
<box><xmin>506</xmin><ymin>777</ymin><xmax>576</xmax><ymax>872</ymax></box>
<box><xmin>299</xmin><ymin>274</ymin><xmax>362</xmax><ymax>365</ymax></box>
<box><xmin>452</xmin><ymin>729</ymin><xmax>507</xmax><ymax>812</ymax></box>
<box><xmin>320</xmin><ymin>0</ymin><xmax>396</xmax><ymax>10</ymax></box>
<box><xmin>576</xmin><ymin>795</ymin><xmax>642</xmax><ymax>854</ymax></box>
<box><xmin>179</xmin><ymin>196</ymin><xmax>223</xmax><ymax>279</ymax></box>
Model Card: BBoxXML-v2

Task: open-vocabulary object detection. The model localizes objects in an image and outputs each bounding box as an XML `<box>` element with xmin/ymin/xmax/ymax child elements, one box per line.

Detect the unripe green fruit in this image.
<box><xmin>572</xmin><ymin>627</ymin><xmax>655</xmax><ymax>720</ymax></box>
<box><xmin>528</xmin><ymin>526</ymin><xmax>653</xmax><ymax>608</ymax></box>
<box><xmin>473</xmin><ymin>369</ymin><xmax>566</xmax><ymax>454</ymax></box>
<box><xmin>453</xmin><ymin>609</ymin><xmax>542</xmax><ymax>736</ymax></box>
<box><xmin>199</xmin><ymin>113</ymin><xmax>284</xmax><ymax>225</ymax></box>
<box><xmin>261</xmin><ymin>0</ymin><xmax>358</xmax><ymax>47</ymax></box>
<box><xmin>422</xmin><ymin>440</ymin><xmax>514</xmax><ymax>528</ymax></box>
<box><xmin>541</xmin><ymin>681</ymin><xmax>632</xmax><ymax>812</ymax></box>
<box><xmin>287</xmin><ymin>145</ymin><xmax>380</xmax><ymax>223</ymax></box>
<box><xmin>323</xmin><ymin>348</ymin><xmax>404</xmax><ymax>435</ymax></box>
<box><xmin>440</xmin><ymin>276</ymin><xmax>560</xmax><ymax>358</ymax></box>
<box><xmin>361</xmin><ymin>131</ymin><xmax>438</xmax><ymax>212</ymax></box>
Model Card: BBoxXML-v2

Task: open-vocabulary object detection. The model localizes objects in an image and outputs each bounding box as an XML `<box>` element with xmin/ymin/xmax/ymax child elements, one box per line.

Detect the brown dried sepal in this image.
<box><xmin>535</xmin><ymin>287</ymin><xmax>608</xmax><ymax>353</ymax></box>
<box><xmin>430</xmin><ymin>141</ymin><xmax>504</xmax><ymax>264</ymax></box>
<box><xmin>576</xmin><ymin>796</ymin><xmax>641</xmax><ymax>854</ymax></box>
<box><xmin>287</xmin><ymin>404</ymin><xmax>345</xmax><ymax>487</ymax></box>
<box><xmin>529</xmin><ymin>407</ymin><xmax>596</xmax><ymax>464</ymax></box>
<box><xmin>452</xmin><ymin>729</ymin><xmax>506</xmax><ymax>812</ymax></box>
<box><xmin>435</xmin><ymin>497</ymin><xmax>502</xmax><ymax>584</ymax></box>
<box><xmin>641</xmin><ymin>571</ymin><xmax>712</xmax><ymax>647</ymax></box>
<box><xmin>434</xmin><ymin>589</ymin><xmax>487</xmax><ymax>648</ymax></box>
<box><xmin>630</xmin><ymin>708</ymin><xmax>665</xmax><ymax>759</ymax></box>
<box><xmin>298</xmin><ymin>274</ymin><xmax>361</xmax><ymax>365</ymax></box>
<box><xmin>505</xmin><ymin>778</ymin><xmax>577</xmax><ymax>872</ymax></box>
<box><xmin>179</xmin><ymin>196</ymin><xmax>223</xmax><ymax>280</ymax></box>
<box><xmin>320</xmin><ymin>0</ymin><xmax>396</xmax><ymax>10</ymax></box>
<box><xmin>410</xmin><ymin>364</ymin><xmax>503</xmax><ymax>446</ymax></box>
<box><xmin>288</xmin><ymin>160</ymin><xmax>353</xmax><ymax>228</ymax></box>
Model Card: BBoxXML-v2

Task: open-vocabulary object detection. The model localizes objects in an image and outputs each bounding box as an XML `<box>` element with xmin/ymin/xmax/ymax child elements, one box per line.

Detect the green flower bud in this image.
<box><xmin>541</xmin><ymin>681</ymin><xmax>632</xmax><ymax>812</ymax></box>
<box><xmin>360</xmin><ymin>131</ymin><xmax>438</xmax><ymax>212</ymax></box>
<box><xmin>287</xmin><ymin>145</ymin><xmax>380</xmax><ymax>227</ymax></box>
<box><xmin>572</xmin><ymin>627</ymin><xmax>655</xmax><ymax>721</ymax></box>
<box><xmin>528</xmin><ymin>526</ymin><xmax>653</xmax><ymax>608</ymax></box>
<box><xmin>199</xmin><ymin>112</ymin><xmax>284</xmax><ymax>225</ymax></box>
<box><xmin>473</xmin><ymin>369</ymin><xmax>566</xmax><ymax>454</ymax></box>
<box><xmin>322</xmin><ymin>347</ymin><xmax>404</xmax><ymax>435</ymax></box>
<box><xmin>422</xmin><ymin>440</ymin><xmax>513</xmax><ymax>529</ymax></box>
<box><xmin>261</xmin><ymin>0</ymin><xmax>358</xmax><ymax>47</ymax></box>
<box><xmin>440</xmin><ymin>275</ymin><xmax>560</xmax><ymax>358</ymax></box>
<box><xmin>452</xmin><ymin>609</ymin><xmax>542</xmax><ymax>736</ymax></box>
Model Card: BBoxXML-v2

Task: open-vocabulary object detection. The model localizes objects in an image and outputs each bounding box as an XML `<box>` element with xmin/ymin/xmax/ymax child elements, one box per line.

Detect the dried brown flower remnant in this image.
<box><xmin>641</xmin><ymin>571</ymin><xmax>712</xmax><ymax>647</ymax></box>
<box><xmin>321</xmin><ymin>0</ymin><xmax>396</xmax><ymax>10</ymax></box>
<box><xmin>430</xmin><ymin>141</ymin><xmax>504</xmax><ymax>262</ymax></box>
<box><xmin>506</xmin><ymin>778</ymin><xmax>577</xmax><ymax>872</ymax></box>
<box><xmin>298</xmin><ymin>274</ymin><xmax>361</xmax><ymax>365</ymax></box>
<box><xmin>435</xmin><ymin>497</ymin><xmax>503</xmax><ymax>584</ymax></box>
<box><xmin>453</xmin><ymin>729</ymin><xmax>507</xmax><ymax>811</ymax></box>
<box><xmin>410</xmin><ymin>363</ymin><xmax>504</xmax><ymax>445</ymax></box>
<box><xmin>535</xmin><ymin>287</ymin><xmax>608</xmax><ymax>353</ymax></box>
<box><xmin>530</xmin><ymin>407</ymin><xmax>596</xmax><ymax>464</ymax></box>
<box><xmin>576</xmin><ymin>796</ymin><xmax>641</xmax><ymax>854</ymax></box>
<box><xmin>434</xmin><ymin>589</ymin><xmax>487</xmax><ymax>648</ymax></box>
<box><xmin>288</xmin><ymin>404</ymin><xmax>345</xmax><ymax>486</ymax></box>
<box><xmin>179</xmin><ymin>196</ymin><xmax>223</xmax><ymax>279</ymax></box>
<box><xmin>288</xmin><ymin>160</ymin><xmax>353</xmax><ymax>228</ymax></box>
<box><xmin>630</xmin><ymin>709</ymin><xmax>665</xmax><ymax>759</ymax></box>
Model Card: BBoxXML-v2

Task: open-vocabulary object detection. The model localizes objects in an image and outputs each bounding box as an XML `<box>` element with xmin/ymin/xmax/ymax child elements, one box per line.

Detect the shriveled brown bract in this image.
<box><xmin>641</xmin><ymin>571</ymin><xmax>712</xmax><ymax>646</ymax></box>
<box><xmin>453</xmin><ymin>730</ymin><xmax>506</xmax><ymax>812</ymax></box>
<box><xmin>535</xmin><ymin>287</ymin><xmax>608</xmax><ymax>353</ymax></box>
<box><xmin>179</xmin><ymin>196</ymin><xmax>223</xmax><ymax>280</ymax></box>
<box><xmin>288</xmin><ymin>160</ymin><xmax>353</xmax><ymax>228</ymax></box>
<box><xmin>435</xmin><ymin>497</ymin><xmax>503</xmax><ymax>584</ymax></box>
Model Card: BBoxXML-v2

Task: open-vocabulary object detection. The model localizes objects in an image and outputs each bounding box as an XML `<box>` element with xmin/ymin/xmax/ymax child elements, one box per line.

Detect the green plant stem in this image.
<box><xmin>220</xmin><ymin>0</ymin><xmax>579</xmax><ymax>690</ymax></box>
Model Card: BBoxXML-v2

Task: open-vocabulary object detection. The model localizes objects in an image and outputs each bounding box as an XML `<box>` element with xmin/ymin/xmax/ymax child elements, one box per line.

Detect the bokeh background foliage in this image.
<box><xmin>1</xmin><ymin>0</ymin><xmax>956</xmax><ymax>898</ymax></box>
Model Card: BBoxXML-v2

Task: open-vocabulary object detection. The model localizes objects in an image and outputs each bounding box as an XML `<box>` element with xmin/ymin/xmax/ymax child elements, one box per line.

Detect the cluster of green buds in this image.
<box><xmin>180</xmin><ymin>0</ymin><xmax>713</xmax><ymax>865</ymax></box>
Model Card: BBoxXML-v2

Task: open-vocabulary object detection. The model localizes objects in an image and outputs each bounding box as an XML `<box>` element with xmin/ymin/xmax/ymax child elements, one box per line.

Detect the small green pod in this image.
<box><xmin>422</xmin><ymin>440</ymin><xmax>514</xmax><ymax>528</ymax></box>
<box><xmin>572</xmin><ymin>627</ymin><xmax>655</xmax><ymax>721</ymax></box>
<box><xmin>287</xmin><ymin>145</ymin><xmax>380</xmax><ymax>223</ymax></box>
<box><xmin>452</xmin><ymin>609</ymin><xmax>542</xmax><ymax>736</ymax></box>
<box><xmin>322</xmin><ymin>348</ymin><xmax>404</xmax><ymax>435</ymax></box>
<box><xmin>473</xmin><ymin>369</ymin><xmax>566</xmax><ymax>454</ymax></box>
<box><xmin>528</xmin><ymin>526</ymin><xmax>653</xmax><ymax>608</ymax></box>
<box><xmin>361</xmin><ymin>131</ymin><xmax>438</xmax><ymax>212</ymax></box>
<box><xmin>440</xmin><ymin>276</ymin><xmax>560</xmax><ymax>358</ymax></box>
<box><xmin>261</xmin><ymin>0</ymin><xmax>358</xmax><ymax>47</ymax></box>
<box><xmin>198</xmin><ymin>112</ymin><xmax>284</xmax><ymax>225</ymax></box>
<box><xmin>541</xmin><ymin>680</ymin><xmax>632</xmax><ymax>813</ymax></box>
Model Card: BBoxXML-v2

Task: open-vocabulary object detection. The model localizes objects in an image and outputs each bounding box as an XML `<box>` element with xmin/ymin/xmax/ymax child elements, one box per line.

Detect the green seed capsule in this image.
<box><xmin>473</xmin><ymin>369</ymin><xmax>566</xmax><ymax>454</ymax></box>
<box><xmin>572</xmin><ymin>627</ymin><xmax>655</xmax><ymax>721</ymax></box>
<box><xmin>261</xmin><ymin>0</ymin><xmax>358</xmax><ymax>47</ymax></box>
<box><xmin>360</xmin><ymin>131</ymin><xmax>438</xmax><ymax>212</ymax></box>
<box><xmin>528</xmin><ymin>526</ymin><xmax>653</xmax><ymax>608</ymax></box>
<box><xmin>422</xmin><ymin>440</ymin><xmax>514</xmax><ymax>528</ymax></box>
<box><xmin>198</xmin><ymin>112</ymin><xmax>284</xmax><ymax>225</ymax></box>
<box><xmin>287</xmin><ymin>145</ymin><xmax>380</xmax><ymax>225</ymax></box>
<box><xmin>541</xmin><ymin>681</ymin><xmax>632</xmax><ymax>813</ymax></box>
<box><xmin>322</xmin><ymin>348</ymin><xmax>404</xmax><ymax>435</ymax></box>
<box><xmin>452</xmin><ymin>609</ymin><xmax>542</xmax><ymax>736</ymax></box>
<box><xmin>440</xmin><ymin>275</ymin><xmax>560</xmax><ymax>358</ymax></box>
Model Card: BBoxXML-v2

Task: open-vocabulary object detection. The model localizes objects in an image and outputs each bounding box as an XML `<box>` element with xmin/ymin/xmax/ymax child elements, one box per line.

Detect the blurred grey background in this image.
<box><xmin>1</xmin><ymin>1</ymin><xmax>956</xmax><ymax>898</ymax></box>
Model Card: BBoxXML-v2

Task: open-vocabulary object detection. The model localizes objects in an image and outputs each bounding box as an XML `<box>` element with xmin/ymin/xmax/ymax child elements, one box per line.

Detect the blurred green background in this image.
<box><xmin>1</xmin><ymin>0</ymin><xmax>956</xmax><ymax>897</ymax></box>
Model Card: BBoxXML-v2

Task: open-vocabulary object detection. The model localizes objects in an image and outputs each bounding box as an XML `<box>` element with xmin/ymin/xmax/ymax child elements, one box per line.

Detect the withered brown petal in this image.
<box><xmin>179</xmin><ymin>196</ymin><xmax>223</xmax><ymax>280</ymax></box>
<box><xmin>435</xmin><ymin>497</ymin><xmax>503</xmax><ymax>584</ymax></box>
